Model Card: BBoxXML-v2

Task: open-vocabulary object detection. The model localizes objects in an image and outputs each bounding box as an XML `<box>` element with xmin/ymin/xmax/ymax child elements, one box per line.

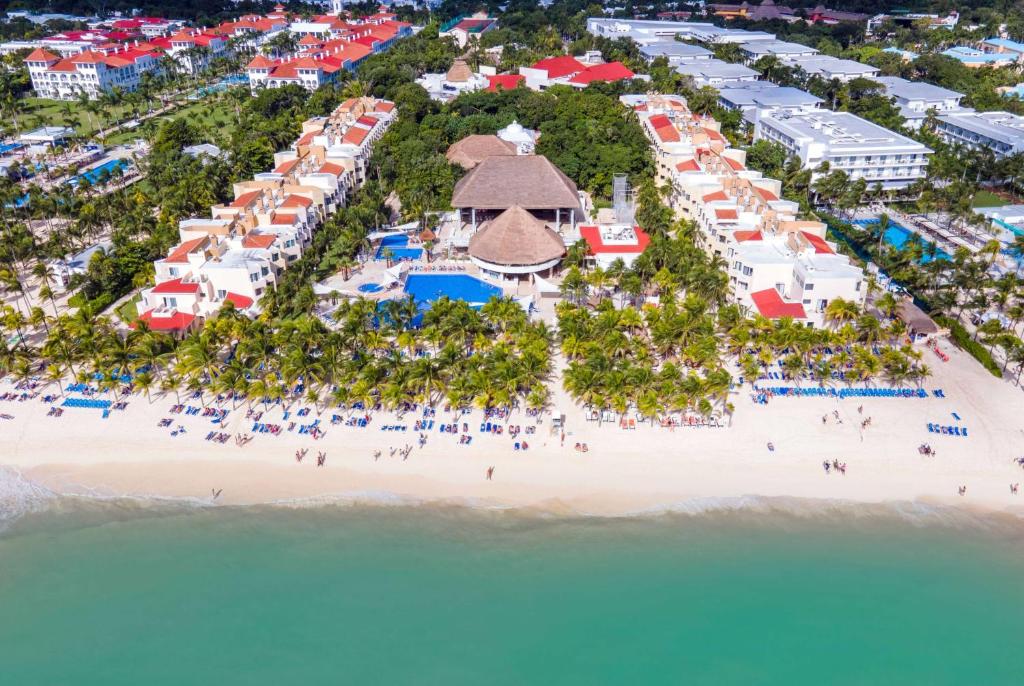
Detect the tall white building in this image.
<box><xmin>755</xmin><ymin>110</ymin><xmax>932</xmax><ymax>191</ymax></box>
<box><xmin>24</xmin><ymin>46</ymin><xmax>162</xmax><ymax>100</ymax></box>
<box><xmin>934</xmin><ymin>111</ymin><xmax>1024</xmax><ymax>159</ymax></box>
<box><xmin>871</xmin><ymin>76</ymin><xmax>969</xmax><ymax>129</ymax></box>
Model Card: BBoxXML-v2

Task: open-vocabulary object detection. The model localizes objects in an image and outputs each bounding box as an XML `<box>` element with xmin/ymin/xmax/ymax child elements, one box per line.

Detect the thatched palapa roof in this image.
<box><xmin>468</xmin><ymin>205</ymin><xmax>566</xmax><ymax>266</ymax></box>
<box><xmin>451</xmin><ymin>155</ymin><xmax>580</xmax><ymax>210</ymax></box>
<box><xmin>446</xmin><ymin>58</ymin><xmax>473</xmax><ymax>83</ymax></box>
<box><xmin>445</xmin><ymin>134</ymin><xmax>517</xmax><ymax>170</ymax></box>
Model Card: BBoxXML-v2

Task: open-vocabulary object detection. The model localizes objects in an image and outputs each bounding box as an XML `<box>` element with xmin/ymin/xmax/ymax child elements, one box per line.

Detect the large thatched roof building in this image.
<box><xmin>451</xmin><ymin>154</ymin><xmax>581</xmax><ymax>231</ymax></box>
<box><xmin>468</xmin><ymin>205</ymin><xmax>566</xmax><ymax>275</ymax></box>
<box><xmin>445</xmin><ymin>134</ymin><xmax>517</xmax><ymax>170</ymax></box>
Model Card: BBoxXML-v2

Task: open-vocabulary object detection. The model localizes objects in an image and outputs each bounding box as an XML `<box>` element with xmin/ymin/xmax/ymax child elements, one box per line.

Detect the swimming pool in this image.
<box><xmin>853</xmin><ymin>218</ymin><xmax>950</xmax><ymax>263</ymax></box>
<box><xmin>70</xmin><ymin>158</ymin><xmax>130</xmax><ymax>187</ymax></box>
<box><xmin>375</xmin><ymin>234</ymin><xmax>423</xmax><ymax>261</ymax></box>
<box><xmin>403</xmin><ymin>274</ymin><xmax>502</xmax><ymax>307</ymax></box>
<box><xmin>357</xmin><ymin>283</ymin><xmax>384</xmax><ymax>294</ymax></box>
<box><xmin>0</xmin><ymin>142</ymin><xmax>23</xmax><ymax>154</ymax></box>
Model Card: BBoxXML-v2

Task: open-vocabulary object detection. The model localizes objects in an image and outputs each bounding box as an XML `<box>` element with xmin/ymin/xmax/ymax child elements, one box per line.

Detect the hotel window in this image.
<box><xmin>217</xmin><ymin>290</ymin><xmax>226</xmax><ymax>299</ymax></box>
<box><xmin>804</xmin><ymin>283</ymin><xmax>814</xmax><ymax>290</ymax></box>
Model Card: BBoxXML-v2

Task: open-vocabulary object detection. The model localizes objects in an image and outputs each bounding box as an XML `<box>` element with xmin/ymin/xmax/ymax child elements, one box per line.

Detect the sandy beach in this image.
<box><xmin>3</xmin><ymin>341</ymin><xmax>1024</xmax><ymax>519</ymax></box>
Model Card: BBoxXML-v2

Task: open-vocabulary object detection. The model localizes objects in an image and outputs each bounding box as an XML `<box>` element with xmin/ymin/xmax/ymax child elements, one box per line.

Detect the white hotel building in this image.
<box><xmin>627</xmin><ymin>94</ymin><xmax>866</xmax><ymax>326</ymax></box>
<box><xmin>933</xmin><ymin>111</ymin><xmax>1024</xmax><ymax>159</ymax></box>
<box><xmin>137</xmin><ymin>98</ymin><xmax>396</xmax><ymax>334</ymax></box>
<box><xmin>755</xmin><ymin>110</ymin><xmax>932</xmax><ymax>191</ymax></box>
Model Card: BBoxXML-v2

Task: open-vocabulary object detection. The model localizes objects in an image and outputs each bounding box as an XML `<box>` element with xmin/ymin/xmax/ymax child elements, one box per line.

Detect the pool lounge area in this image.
<box><xmin>375</xmin><ymin>234</ymin><xmax>423</xmax><ymax>261</ymax></box>
<box><xmin>69</xmin><ymin>158</ymin><xmax>130</xmax><ymax>187</ymax></box>
<box><xmin>852</xmin><ymin>218</ymin><xmax>951</xmax><ymax>263</ymax></box>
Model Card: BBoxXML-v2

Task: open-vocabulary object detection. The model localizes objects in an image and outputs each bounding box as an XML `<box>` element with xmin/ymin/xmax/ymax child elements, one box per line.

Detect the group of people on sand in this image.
<box><xmin>823</xmin><ymin>460</ymin><xmax>847</xmax><ymax>475</ymax></box>
<box><xmin>574</xmin><ymin>443</ymin><xmax>589</xmax><ymax>453</ymax></box>
<box><xmin>918</xmin><ymin>444</ymin><xmax>936</xmax><ymax>456</ymax></box>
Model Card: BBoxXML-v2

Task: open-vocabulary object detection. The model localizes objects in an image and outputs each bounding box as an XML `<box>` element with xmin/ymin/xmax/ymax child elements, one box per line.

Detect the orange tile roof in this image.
<box><xmin>754</xmin><ymin>187</ymin><xmax>779</xmax><ymax>202</ymax></box>
<box><xmin>715</xmin><ymin>208</ymin><xmax>738</xmax><ymax>220</ymax></box>
<box><xmin>676</xmin><ymin>159</ymin><xmax>701</xmax><ymax>172</ymax></box>
<box><xmin>342</xmin><ymin>126</ymin><xmax>369</xmax><ymax>145</ymax></box>
<box><xmin>281</xmin><ymin>195</ymin><xmax>313</xmax><ymax>208</ymax></box>
<box><xmin>24</xmin><ymin>48</ymin><xmax>59</xmax><ymax>62</ymax></box>
<box><xmin>230</xmin><ymin>190</ymin><xmax>262</xmax><ymax>208</ymax></box>
<box><xmin>723</xmin><ymin>157</ymin><xmax>744</xmax><ymax>170</ymax></box>
<box><xmin>164</xmin><ymin>236</ymin><xmax>208</xmax><ymax>263</ymax></box>
<box><xmin>702</xmin><ymin>190</ymin><xmax>729</xmax><ymax>202</ymax></box>
<box><xmin>274</xmin><ymin>159</ymin><xmax>299</xmax><ymax>175</ymax></box>
<box><xmin>734</xmin><ymin>230</ymin><xmax>763</xmax><ymax>242</ymax></box>
<box><xmin>318</xmin><ymin>162</ymin><xmax>344</xmax><ymax>176</ymax></box>
<box><xmin>242</xmin><ymin>234</ymin><xmax>276</xmax><ymax>249</ymax></box>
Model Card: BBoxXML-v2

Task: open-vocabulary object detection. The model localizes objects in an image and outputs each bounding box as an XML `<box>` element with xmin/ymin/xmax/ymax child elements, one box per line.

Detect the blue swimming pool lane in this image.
<box><xmin>69</xmin><ymin>158</ymin><xmax>130</xmax><ymax>187</ymax></box>
<box><xmin>852</xmin><ymin>218</ymin><xmax>950</xmax><ymax>263</ymax></box>
<box><xmin>375</xmin><ymin>234</ymin><xmax>423</xmax><ymax>261</ymax></box>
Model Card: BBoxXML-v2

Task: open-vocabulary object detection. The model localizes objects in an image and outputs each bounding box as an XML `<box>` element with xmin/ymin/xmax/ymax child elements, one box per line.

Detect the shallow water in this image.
<box><xmin>1</xmin><ymin>496</ymin><xmax>1022</xmax><ymax>685</ymax></box>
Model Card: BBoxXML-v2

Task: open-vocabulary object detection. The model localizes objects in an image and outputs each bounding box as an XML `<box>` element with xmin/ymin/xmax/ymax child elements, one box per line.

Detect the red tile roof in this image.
<box><xmin>152</xmin><ymin>277</ymin><xmax>200</xmax><ymax>294</ymax></box>
<box><xmin>487</xmin><ymin>74</ymin><xmax>524</xmax><ymax>92</ymax></box>
<box><xmin>801</xmin><ymin>231</ymin><xmax>834</xmax><ymax>254</ymax></box>
<box><xmin>247</xmin><ymin>54</ymin><xmax>276</xmax><ymax>69</ymax></box>
<box><xmin>532</xmin><ymin>55</ymin><xmax>585</xmax><ymax>79</ymax></box>
<box><xmin>24</xmin><ymin>48</ymin><xmax>59</xmax><ymax>62</ymax></box>
<box><xmin>230</xmin><ymin>190</ymin><xmax>262</xmax><ymax>208</ymax></box>
<box><xmin>274</xmin><ymin>159</ymin><xmax>299</xmax><ymax>175</ymax></box>
<box><xmin>734</xmin><ymin>230</ymin><xmax>763</xmax><ymax>242</ymax></box>
<box><xmin>164</xmin><ymin>237</ymin><xmax>208</xmax><ymax>263</ymax></box>
<box><xmin>676</xmin><ymin>159</ymin><xmax>701</xmax><ymax>172</ymax></box>
<box><xmin>137</xmin><ymin>309</ymin><xmax>196</xmax><ymax>331</ymax></box>
<box><xmin>754</xmin><ymin>186</ymin><xmax>779</xmax><ymax>202</ymax></box>
<box><xmin>723</xmin><ymin>157</ymin><xmax>744</xmax><ymax>170</ymax></box>
<box><xmin>318</xmin><ymin>162</ymin><xmax>344</xmax><ymax>176</ymax></box>
<box><xmin>568</xmin><ymin>61</ymin><xmax>634</xmax><ymax>85</ymax></box>
<box><xmin>579</xmin><ymin>225</ymin><xmax>652</xmax><ymax>254</ymax></box>
<box><xmin>342</xmin><ymin>126</ymin><xmax>370</xmax><ymax>145</ymax></box>
<box><xmin>225</xmin><ymin>292</ymin><xmax>254</xmax><ymax>309</ymax></box>
<box><xmin>751</xmin><ymin>289</ymin><xmax>806</xmax><ymax>319</ymax></box>
<box><xmin>702</xmin><ymin>127</ymin><xmax>726</xmax><ymax>142</ymax></box>
<box><xmin>242</xmin><ymin>234</ymin><xmax>276</xmax><ymax>249</ymax></box>
<box><xmin>281</xmin><ymin>195</ymin><xmax>313</xmax><ymax>208</ymax></box>
<box><xmin>715</xmin><ymin>208</ymin><xmax>738</xmax><ymax>220</ymax></box>
<box><xmin>702</xmin><ymin>190</ymin><xmax>729</xmax><ymax>202</ymax></box>
<box><xmin>356</xmin><ymin>115</ymin><xmax>378</xmax><ymax>127</ymax></box>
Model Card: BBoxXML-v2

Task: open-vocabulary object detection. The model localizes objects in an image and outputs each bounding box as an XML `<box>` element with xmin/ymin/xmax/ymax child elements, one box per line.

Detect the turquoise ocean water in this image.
<box><xmin>1</xmin><ymin>496</ymin><xmax>1023</xmax><ymax>685</ymax></box>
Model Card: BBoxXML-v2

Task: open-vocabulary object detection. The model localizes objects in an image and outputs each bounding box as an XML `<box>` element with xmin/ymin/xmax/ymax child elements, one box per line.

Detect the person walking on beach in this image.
<box><xmin>486</xmin><ymin>466</ymin><xmax>494</xmax><ymax>481</ymax></box>
<box><xmin>1011</xmin><ymin>483</ymin><xmax>1019</xmax><ymax>495</ymax></box>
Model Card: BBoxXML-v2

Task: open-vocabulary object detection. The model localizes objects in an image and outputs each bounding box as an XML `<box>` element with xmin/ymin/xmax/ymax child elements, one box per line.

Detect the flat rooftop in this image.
<box><xmin>783</xmin><ymin>55</ymin><xmax>878</xmax><ymax>76</ymax></box>
<box><xmin>675</xmin><ymin>59</ymin><xmax>759</xmax><ymax>79</ymax></box>
<box><xmin>936</xmin><ymin>111</ymin><xmax>1024</xmax><ymax>146</ymax></box>
<box><xmin>762</xmin><ymin>111</ymin><xmax>932</xmax><ymax>153</ymax></box>
<box><xmin>872</xmin><ymin>76</ymin><xmax>963</xmax><ymax>103</ymax></box>
<box><xmin>739</xmin><ymin>40</ymin><xmax>819</xmax><ymax>56</ymax></box>
<box><xmin>639</xmin><ymin>42</ymin><xmax>712</xmax><ymax>58</ymax></box>
<box><xmin>719</xmin><ymin>85</ymin><xmax>822</xmax><ymax>108</ymax></box>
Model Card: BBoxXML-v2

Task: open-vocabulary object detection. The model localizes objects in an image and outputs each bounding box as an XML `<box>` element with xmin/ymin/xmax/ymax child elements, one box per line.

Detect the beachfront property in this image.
<box><xmin>246</xmin><ymin>16</ymin><xmax>411</xmax><ymax>92</ymax></box>
<box><xmin>136</xmin><ymin>97</ymin><xmax>395</xmax><ymax>334</ymax></box>
<box><xmin>675</xmin><ymin>60</ymin><xmax>761</xmax><ymax>88</ymax></box>
<box><xmin>439</xmin><ymin>14</ymin><xmax>498</xmax><ymax>48</ymax></box>
<box><xmin>628</xmin><ymin>93</ymin><xmax>866</xmax><ymax>326</ymax></box>
<box><xmin>738</xmin><ymin>39</ymin><xmax>819</xmax><ymax>64</ymax></box>
<box><xmin>934</xmin><ymin>111</ymin><xmax>1024</xmax><ymax>159</ymax></box>
<box><xmin>755</xmin><ymin>110</ymin><xmax>932</xmax><ymax>191</ymax></box>
<box><xmin>579</xmin><ymin>224</ymin><xmax>652</xmax><ymax>269</ymax></box>
<box><xmin>518</xmin><ymin>53</ymin><xmax>638</xmax><ymax>91</ymax></box>
<box><xmin>717</xmin><ymin>85</ymin><xmax>823</xmax><ymax>127</ymax></box>
<box><xmin>870</xmin><ymin>76</ymin><xmax>970</xmax><ymax>130</ymax></box>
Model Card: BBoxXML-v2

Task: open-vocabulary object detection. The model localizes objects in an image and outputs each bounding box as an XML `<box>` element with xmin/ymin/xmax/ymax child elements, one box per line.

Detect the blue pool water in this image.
<box><xmin>70</xmin><ymin>158</ymin><xmax>129</xmax><ymax>187</ymax></box>
<box><xmin>375</xmin><ymin>234</ymin><xmax>423</xmax><ymax>261</ymax></box>
<box><xmin>357</xmin><ymin>283</ymin><xmax>384</xmax><ymax>294</ymax></box>
<box><xmin>853</xmin><ymin>218</ymin><xmax>950</xmax><ymax>263</ymax></box>
<box><xmin>0</xmin><ymin>142</ymin><xmax>23</xmax><ymax>154</ymax></box>
<box><xmin>403</xmin><ymin>274</ymin><xmax>502</xmax><ymax>307</ymax></box>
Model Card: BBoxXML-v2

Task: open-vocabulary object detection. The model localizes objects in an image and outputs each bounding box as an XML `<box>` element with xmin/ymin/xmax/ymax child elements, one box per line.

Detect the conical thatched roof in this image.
<box><xmin>418</xmin><ymin>227</ymin><xmax>437</xmax><ymax>242</ymax></box>
<box><xmin>468</xmin><ymin>206</ymin><xmax>566</xmax><ymax>266</ymax></box>
<box><xmin>446</xmin><ymin>58</ymin><xmax>473</xmax><ymax>83</ymax></box>
<box><xmin>451</xmin><ymin>155</ymin><xmax>580</xmax><ymax>210</ymax></box>
<box><xmin>445</xmin><ymin>134</ymin><xmax>517</xmax><ymax>170</ymax></box>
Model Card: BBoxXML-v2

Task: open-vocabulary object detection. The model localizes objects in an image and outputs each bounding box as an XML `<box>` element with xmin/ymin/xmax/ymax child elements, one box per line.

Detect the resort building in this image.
<box><xmin>980</xmin><ymin>37</ymin><xmax>1024</xmax><ymax>64</ymax></box>
<box><xmin>638</xmin><ymin>42</ymin><xmax>713</xmax><ymax>65</ymax></box>
<box><xmin>467</xmin><ymin>205</ymin><xmax>567</xmax><ymax>277</ymax></box>
<box><xmin>870</xmin><ymin>76</ymin><xmax>970</xmax><ymax>129</ymax></box>
<box><xmin>518</xmin><ymin>53</ymin><xmax>637</xmax><ymax>91</ymax></box>
<box><xmin>136</xmin><ymin>98</ymin><xmax>396</xmax><ymax>334</ymax></box>
<box><xmin>497</xmin><ymin>121</ymin><xmax>539</xmax><ymax>154</ymax></box>
<box><xmin>738</xmin><ymin>40</ymin><xmax>819</xmax><ymax>63</ymax></box>
<box><xmin>415</xmin><ymin>59</ymin><xmax>490</xmax><ymax>101</ymax></box>
<box><xmin>24</xmin><ymin>45</ymin><xmax>163</xmax><ymax>100</ymax></box>
<box><xmin>629</xmin><ymin>92</ymin><xmax>867</xmax><ymax>326</ymax></box>
<box><xmin>755</xmin><ymin>110</ymin><xmax>932</xmax><ymax>191</ymax></box>
<box><xmin>0</xmin><ymin>29</ymin><xmax>139</xmax><ymax>57</ymax></box>
<box><xmin>780</xmin><ymin>55</ymin><xmax>880</xmax><ymax>82</ymax></box>
<box><xmin>710</xmin><ymin>1</ymin><xmax>867</xmax><ymax>24</ymax></box>
<box><xmin>163</xmin><ymin>29</ymin><xmax>230</xmax><ymax>74</ymax></box>
<box><xmin>674</xmin><ymin>60</ymin><xmax>760</xmax><ymax>88</ymax></box>
<box><xmin>445</xmin><ymin>135</ymin><xmax>517</xmax><ymax>170</ymax></box>
<box><xmin>940</xmin><ymin>47</ymin><xmax>1015</xmax><ymax>68</ymax></box>
<box><xmin>717</xmin><ymin>85</ymin><xmax>823</xmax><ymax>127</ymax></box>
<box><xmin>439</xmin><ymin>15</ymin><xmax>498</xmax><ymax>47</ymax></box>
<box><xmin>246</xmin><ymin>18</ymin><xmax>411</xmax><ymax>92</ymax></box>
<box><xmin>579</xmin><ymin>224</ymin><xmax>651</xmax><ymax>269</ymax></box>
<box><xmin>106</xmin><ymin>17</ymin><xmax>184</xmax><ymax>38</ymax></box>
<box><xmin>934</xmin><ymin>111</ymin><xmax>1024</xmax><ymax>159</ymax></box>
<box><xmin>584</xmin><ymin>17</ymin><xmax>776</xmax><ymax>46</ymax></box>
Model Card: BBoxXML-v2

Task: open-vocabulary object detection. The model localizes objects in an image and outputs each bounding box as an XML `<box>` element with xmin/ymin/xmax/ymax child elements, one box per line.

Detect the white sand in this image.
<box><xmin>3</xmin><ymin>342</ymin><xmax>1024</xmax><ymax>518</ymax></box>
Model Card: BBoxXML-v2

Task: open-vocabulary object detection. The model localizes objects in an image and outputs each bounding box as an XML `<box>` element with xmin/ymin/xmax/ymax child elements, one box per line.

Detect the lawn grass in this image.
<box><xmin>972</xmin><ymin>190</ymin><xmax>1009</xmax><ymax>208</ymax></box>
<box><xmin>116</xmin><ymin>294</ymin><xmax>141</xmax><ymax>323</ymax></box>
<box><xmin>19</xmin><ymin>97</ymin><xmax>137</xmax><ymax>139</ymax></box>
